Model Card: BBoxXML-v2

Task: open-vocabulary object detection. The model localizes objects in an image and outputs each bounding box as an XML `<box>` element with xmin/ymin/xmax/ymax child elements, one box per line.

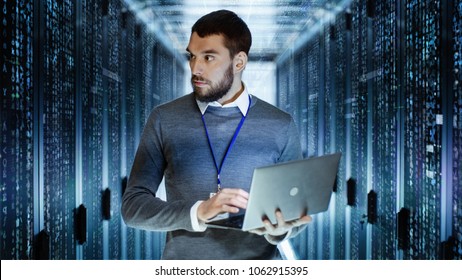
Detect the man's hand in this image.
<box><xmin>197</xmin><ymin>188</ymin><xmax>249</xmax><ymax>222</ymax></box>
<box><xmin>249</xmin><ymin>210</ymin><xmax>312</xmax><ymax>237</ymax></box>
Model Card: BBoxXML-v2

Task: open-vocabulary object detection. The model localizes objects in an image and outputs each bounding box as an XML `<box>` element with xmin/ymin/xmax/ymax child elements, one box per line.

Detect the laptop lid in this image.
<box><xmin>206</xmin><ymin>153</ymin><xmax>341</xmax><ymax>231</ymax></box>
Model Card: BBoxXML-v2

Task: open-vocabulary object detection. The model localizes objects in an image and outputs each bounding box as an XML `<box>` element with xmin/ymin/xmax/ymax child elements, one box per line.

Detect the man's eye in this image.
<box><xmin>205</xmin><ymin>55</ymin><xmax>214</xmax><ymax>61</ymax></box>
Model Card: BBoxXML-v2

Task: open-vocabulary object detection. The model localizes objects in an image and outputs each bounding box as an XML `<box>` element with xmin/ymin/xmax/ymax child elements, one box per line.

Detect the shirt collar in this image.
<box><xmin>196</xmin><ymin>85</ymin><xmax>251</xmax><ymax>116</ymax></box>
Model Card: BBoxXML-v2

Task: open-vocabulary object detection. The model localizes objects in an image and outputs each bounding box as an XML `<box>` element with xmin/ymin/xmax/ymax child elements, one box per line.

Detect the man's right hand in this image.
<box><xmin>197</xmin><ymin>188</ymin><xmax>249</xmax><ymax>222</ymax></box>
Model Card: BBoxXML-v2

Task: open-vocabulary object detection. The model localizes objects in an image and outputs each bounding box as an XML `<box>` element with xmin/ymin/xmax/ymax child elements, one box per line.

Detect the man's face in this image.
<box><xmin>186</xmin><ymin>32</ymin><xmax>234</xmax><ymax>103</ymax></box>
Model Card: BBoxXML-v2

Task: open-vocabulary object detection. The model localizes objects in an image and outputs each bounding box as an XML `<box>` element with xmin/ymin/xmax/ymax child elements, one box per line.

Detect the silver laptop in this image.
<box><xmin>206</xmin><ymin>152</ymin><xmax>341</xmax><ymax>231</ymax></box>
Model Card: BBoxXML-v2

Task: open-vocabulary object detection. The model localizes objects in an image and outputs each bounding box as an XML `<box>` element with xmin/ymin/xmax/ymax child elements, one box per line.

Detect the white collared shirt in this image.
<box><xmin>195</xmin><ymin>86</ymin><xmax>251</xmax><ymax>116</ymax></box>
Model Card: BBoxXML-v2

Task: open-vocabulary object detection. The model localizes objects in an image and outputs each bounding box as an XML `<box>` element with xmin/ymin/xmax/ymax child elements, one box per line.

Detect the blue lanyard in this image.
<box><xmin>201</xmin><ymin>95</ymin><xmax>252</xmax><ymax>193</ymax></box>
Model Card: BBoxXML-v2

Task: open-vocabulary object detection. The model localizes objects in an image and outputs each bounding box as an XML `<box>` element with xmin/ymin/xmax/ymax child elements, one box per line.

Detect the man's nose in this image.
<box><xmin>190</xmin><ymin>59</ymin><xmax>203</xmax><ymax>76</ymax></box>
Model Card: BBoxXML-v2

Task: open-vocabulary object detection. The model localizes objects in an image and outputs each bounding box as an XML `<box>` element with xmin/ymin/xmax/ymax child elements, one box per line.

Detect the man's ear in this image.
<box><xmin>233</xmin><ymin>51</ymin><xmax>248</xmax><ymax>73</ymax></box>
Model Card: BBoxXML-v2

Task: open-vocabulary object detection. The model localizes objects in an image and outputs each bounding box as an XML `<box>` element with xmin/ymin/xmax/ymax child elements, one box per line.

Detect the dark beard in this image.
<box><xmin>192</xmin><ymin>64</ymin><xmax>234</xmax><ymax>103</ymax></box>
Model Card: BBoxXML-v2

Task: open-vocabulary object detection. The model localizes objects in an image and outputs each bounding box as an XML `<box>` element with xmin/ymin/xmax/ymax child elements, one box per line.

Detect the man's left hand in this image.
<box><xmin>249</xmin><ymin>210</ymin><xmax>312</xmax><ymax>237</ymax></box>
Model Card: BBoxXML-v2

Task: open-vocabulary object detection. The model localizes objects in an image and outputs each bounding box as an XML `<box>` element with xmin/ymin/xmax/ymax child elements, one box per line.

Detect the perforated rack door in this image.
<box><xmin>0</xmin><ymin>0</ymin><xmax>35</xmax><ymax>260</ymax></box>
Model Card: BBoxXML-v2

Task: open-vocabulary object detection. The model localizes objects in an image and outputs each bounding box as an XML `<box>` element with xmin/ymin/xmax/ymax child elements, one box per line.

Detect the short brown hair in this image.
<box><xmin>191</xmin><ymin>10</ymin><xmax>252</xmax><ymax>58</ymax></box>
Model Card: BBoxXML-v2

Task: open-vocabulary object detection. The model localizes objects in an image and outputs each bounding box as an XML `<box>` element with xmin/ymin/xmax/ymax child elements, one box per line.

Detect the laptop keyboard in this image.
<box><xmin>210</xmin><ymin>214</ymin><xmax>244</xmax><ymax>228</ymax></box>
<box><xmin>226</xmin><ymin>214</ymin><xmax>244</xmax><ymax>228</ymax></box>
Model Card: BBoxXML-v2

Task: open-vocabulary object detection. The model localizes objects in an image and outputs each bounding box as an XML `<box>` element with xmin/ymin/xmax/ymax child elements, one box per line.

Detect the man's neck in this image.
<box><xmin>218</xmin><ymin>83</ymin><xmax>244</xmax><ymax>106</ymax></box>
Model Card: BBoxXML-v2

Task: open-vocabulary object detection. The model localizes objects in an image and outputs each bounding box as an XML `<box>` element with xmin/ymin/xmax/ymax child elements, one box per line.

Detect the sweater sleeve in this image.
<box><xmin>121</xmin><ymin>109</ymin><xmax>196</xmax><ymax>232</ymax></box>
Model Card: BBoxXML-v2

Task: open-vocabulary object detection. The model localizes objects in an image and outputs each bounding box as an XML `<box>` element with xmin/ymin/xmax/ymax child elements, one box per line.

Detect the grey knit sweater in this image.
<box><xmin>121</xmin><ymin>93</ymin><xmax>303</xmax><ymax>259</ymax></box>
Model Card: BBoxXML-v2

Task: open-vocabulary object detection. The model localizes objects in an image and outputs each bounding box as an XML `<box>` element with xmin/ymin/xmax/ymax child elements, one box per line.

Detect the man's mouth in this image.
<box><xmin>192</xmin><ymin>79</ymin><xmax>208</xmax><ymax>87</ymax></box>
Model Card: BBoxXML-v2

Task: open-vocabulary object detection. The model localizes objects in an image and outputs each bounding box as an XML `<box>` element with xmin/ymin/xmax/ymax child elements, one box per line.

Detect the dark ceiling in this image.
<box><xmin>122</xmin><ymin>0</ymin><xmax>352</xmax><ymax>62</ymax></box>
